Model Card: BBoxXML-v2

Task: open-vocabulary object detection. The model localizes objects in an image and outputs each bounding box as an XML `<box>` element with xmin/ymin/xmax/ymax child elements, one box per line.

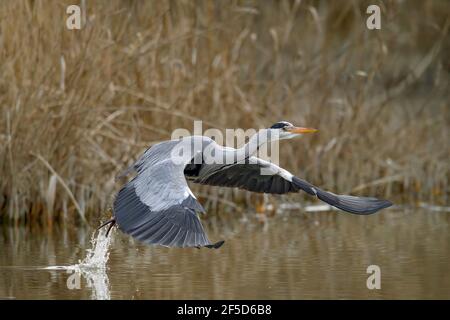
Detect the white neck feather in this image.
<box><xmin>235</xmin><ymin>129</ymin><xmax>271</xmax><ymax>162</ymax></box>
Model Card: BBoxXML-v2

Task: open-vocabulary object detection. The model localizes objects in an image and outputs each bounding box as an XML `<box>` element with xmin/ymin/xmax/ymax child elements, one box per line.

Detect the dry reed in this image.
<box><xmin>0</xmin><ymin>0</ymin><xmax>448</xmax><ymax>226</ymax></box>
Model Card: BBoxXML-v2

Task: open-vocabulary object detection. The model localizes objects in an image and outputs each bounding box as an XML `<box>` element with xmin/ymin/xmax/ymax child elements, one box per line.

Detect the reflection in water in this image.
<box><xmin>0</xmin><ymin>209</ymin><xmax>449</xmax><ymax>299</ymax></box>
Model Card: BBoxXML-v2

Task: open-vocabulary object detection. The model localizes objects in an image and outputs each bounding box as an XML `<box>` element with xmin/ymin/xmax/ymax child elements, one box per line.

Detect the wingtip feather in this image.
<box><xmin>316</xmin><ymin>189</ymin><xmax>393</xmax><ymax>215</ymax></box>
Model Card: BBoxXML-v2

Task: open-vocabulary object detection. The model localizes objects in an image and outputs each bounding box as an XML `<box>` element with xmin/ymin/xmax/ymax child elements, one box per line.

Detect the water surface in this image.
<box><xmin>0</xmin><ymin>209</ymin><xmax>449</xmax><ymax>299</ymax></box>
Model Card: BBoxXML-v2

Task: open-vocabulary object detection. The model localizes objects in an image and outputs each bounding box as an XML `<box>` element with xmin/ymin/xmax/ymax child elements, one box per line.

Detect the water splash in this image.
<box><xmin>77</xmin><ymin>226</ymin><xmax>112</xmax><ymax>270</ymax></box>
<box><xmin>44</xmin><ymin>227</ymin><xmax>112</xmax><ymax>300</ymax></box>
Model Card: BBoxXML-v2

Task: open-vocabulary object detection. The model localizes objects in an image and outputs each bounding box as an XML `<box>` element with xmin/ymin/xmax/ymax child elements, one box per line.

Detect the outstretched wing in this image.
<box><xmin>188</xmin><ymin>157</ymin><xmax>392</xmax><ymax>215</ymax></box>
<box><xmin>113</xmin><ymin>141</ymin><xmax>214</xmax><ymax>248</ymax></box>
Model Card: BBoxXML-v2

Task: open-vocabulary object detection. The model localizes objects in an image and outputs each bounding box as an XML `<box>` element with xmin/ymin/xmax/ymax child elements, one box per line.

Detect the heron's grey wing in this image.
<box><xmin>190</xmin><ymin>157</ymin><xmax>392</xmax><ymax>215</ymax></box>
<box><xmin>189</xmin><ymin>162</ymin><xmax>297</xmax><ymax>194</ymax></box>
<box><xmin>114</xmin><ymin>183</ymin><xmax>210</xmax><ymax>247</ymax></box>
<box><xmin>113</xmin><ymin>142</ymin><xmax>212</xmax><ymax>248</ymax></box>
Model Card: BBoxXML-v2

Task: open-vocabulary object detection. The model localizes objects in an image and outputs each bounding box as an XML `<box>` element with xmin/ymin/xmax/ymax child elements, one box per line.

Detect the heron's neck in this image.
<box><xmin>235</xmin><ymin>130</ymin><xmax>270</xmax><ymax>161</ymax></box>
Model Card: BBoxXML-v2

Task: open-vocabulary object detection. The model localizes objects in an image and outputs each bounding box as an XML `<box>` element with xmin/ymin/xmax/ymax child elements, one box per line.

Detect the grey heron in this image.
<box><xmin>99</xmin><ymin>121</ymin><xmax>392</xmax><ymax>249</ymax></box>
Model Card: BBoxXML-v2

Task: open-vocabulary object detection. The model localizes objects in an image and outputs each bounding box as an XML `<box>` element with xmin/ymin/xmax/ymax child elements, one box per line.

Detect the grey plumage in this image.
<box><xmin>113</xmin><ymin>137</ymin><xmax>219</xmax><ymax>248</ymax></box>
<box><xmin>188</xmin><ymin>157</ymin><xmax>392</xmax><ymax>215</ymax></box>
<box><xmin>114</xmin><ymin>183</ymin><xmax>210</xmax><ymax>247</ymax></box>
<box><xmin>188</xmin><ymin>162</ymin><xmax>298</xmax><ymax>194</ymax></box>
<box><xmin>110</xmin><ymin>131</ymin><xmax>392</xmax><ymax>249</ymax></box>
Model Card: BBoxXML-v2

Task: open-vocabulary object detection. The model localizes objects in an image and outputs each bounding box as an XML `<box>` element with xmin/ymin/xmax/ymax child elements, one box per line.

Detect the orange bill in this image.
<box><xmin>286</xmin><ymin>126</ymin><xmax>318</xmax><ymax>134</ymax></box>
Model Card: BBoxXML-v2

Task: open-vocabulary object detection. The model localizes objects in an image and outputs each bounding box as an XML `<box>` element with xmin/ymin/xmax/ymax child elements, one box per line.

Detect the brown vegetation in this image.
<box><xmin>0</xmin><ymin>0</ymin><xmax>448</xmax><ymax>226</ymax></box>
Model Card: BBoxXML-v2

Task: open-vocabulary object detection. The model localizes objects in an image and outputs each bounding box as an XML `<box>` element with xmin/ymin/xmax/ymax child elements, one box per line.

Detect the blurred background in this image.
<box><xmin>0</xmin><ymin>0</ymin><xmax>449</xmax><ymax>299</ymax></box>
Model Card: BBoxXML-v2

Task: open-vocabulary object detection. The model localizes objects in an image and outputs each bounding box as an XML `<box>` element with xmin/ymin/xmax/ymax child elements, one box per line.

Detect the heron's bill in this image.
<box><xmin>287</xmin><ymin>127</ymin><xmax>318</xmax><ymax>134</ymax></box>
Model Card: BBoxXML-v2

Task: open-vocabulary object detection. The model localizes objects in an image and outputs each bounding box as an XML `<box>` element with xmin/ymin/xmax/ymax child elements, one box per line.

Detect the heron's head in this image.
<box><xmin>268</xmin><ymin>121</ymin><xmax>318</xmax><ymax>140</ymax></box>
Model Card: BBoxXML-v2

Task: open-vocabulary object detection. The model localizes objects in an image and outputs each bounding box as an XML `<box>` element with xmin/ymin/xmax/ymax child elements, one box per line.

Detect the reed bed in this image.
<box><xmin>0</xmin><ymin>0</ymin><xmax>448</xmax><ymax>226</ymax></box>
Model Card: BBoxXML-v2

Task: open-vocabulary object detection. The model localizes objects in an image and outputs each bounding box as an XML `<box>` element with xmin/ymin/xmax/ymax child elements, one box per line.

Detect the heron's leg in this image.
<box><xmin>105</xmin><ymin>219</ymin><xmax>116</xmax><ymax>236</ymax></box>
<box><xmin>97</xmin><ymin>218</ymin><xmax>116</xmax><ymax>237</ymax></box>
